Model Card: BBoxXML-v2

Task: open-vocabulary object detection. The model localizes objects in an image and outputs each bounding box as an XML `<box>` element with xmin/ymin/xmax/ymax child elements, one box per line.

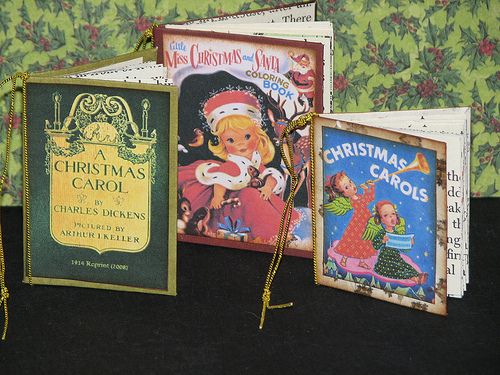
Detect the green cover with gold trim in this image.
<box><xmin>23</xmin><ymin>75</ymin><xmax>177</xmax><ymax>295</ymax></box>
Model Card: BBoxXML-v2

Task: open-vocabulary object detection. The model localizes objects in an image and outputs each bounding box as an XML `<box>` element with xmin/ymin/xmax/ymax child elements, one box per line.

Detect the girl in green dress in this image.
<box><xmin>370</xmin><ymin>200</ymin><xmax>428</xmax><ymax>285</ymax></box>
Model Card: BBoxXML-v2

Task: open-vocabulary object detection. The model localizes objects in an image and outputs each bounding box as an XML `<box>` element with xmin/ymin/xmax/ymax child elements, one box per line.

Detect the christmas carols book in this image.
<box><xmin>258</xmin><ymin>110</ymin><xmax>467</xmax><ymax>327</ymax></box>
<box><xmin>16</xmin><ymin>51</ymin><xmax>177</xmax><ymax>295</ymax></box>
<box><xmin>328</xmin><ymin>109</ymin><xmax>470</xmax><ymax>298</ymax></box>
<box><xmin>154</xmin><ymin>22</ymin><xmax>333</xmax><ymax>257</ymax></box>
<box><xmin>302</xmin><ymin>109</ymin><xmax>471</xmax><ymax>315</ymax></box>
<box><xmin>311</xmin><ymin>114</ymin><xmax>448</xmax><ymax>314</ymax></box>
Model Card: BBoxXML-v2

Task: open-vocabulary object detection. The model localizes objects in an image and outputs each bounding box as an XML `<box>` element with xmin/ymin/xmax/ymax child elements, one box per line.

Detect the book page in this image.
<box><xmin>182</xmin><ymin>1</ymin><xmax>316</xmax><ymax>25</ymax></box>
<box><xmin>67</xmin><ymin>63</ymin><xmax>170</xmax><ymax>85</ymax></box>
<box><xmin>69</xmin><ymin>57</ymin><xmax>145</xmax><ymax>74</ymax></box>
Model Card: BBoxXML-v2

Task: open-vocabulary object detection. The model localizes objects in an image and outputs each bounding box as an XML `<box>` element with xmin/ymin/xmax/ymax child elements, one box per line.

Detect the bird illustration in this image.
<box><xmin>178</xmin><ymin>136</ymin><xmax>188</xmax><ymax>154</ymax></box>
<box><xmin>188</xmin><ymin>128</ymin><xmax>204</xmax><ymax>147</ymax></box>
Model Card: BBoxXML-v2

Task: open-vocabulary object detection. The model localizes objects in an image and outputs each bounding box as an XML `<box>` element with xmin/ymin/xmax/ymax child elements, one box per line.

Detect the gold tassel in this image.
<box><xmin>0</xmin><ymin>72</ymin><xmax>29</xmax><ymax>340</ymax></box>
<box><xmin>134</xmin><ymin>23</ymin><xmax>159</xmax><ymax>51</ymax></box>
<box><xmin>258</xmin><ymin>112</ymin><xmax>316</xmax><ymax>329</ymax></box>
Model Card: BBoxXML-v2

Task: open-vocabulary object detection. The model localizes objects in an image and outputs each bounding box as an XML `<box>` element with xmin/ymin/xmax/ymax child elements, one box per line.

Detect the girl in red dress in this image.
<box><xmin>326</xmin><ymin>172</ymin><xmax>376</xmax><ymax>269</ymax></box>
<box><xmin>178</xmin><ymin>90</ymin><xmax>301</xmax><ymax>244</ymax></box>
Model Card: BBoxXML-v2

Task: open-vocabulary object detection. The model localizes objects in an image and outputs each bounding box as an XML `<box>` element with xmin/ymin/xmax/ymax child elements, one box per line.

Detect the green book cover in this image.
<box><xmin>23</xmin><ymin>77</ymin><xmax>177</xmax><ymax>295</ymax></box>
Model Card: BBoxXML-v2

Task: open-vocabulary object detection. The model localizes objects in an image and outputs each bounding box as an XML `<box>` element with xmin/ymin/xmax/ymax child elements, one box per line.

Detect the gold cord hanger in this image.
<box><xmin>134</xmin><ymin>23</ymin><xmax>159</xmax><ymax>51</ymax></box>
<box><xmin>259</xmin><ymin>112</ymin><xmax>316</xmax><ymax>329</ymax></box>
<box><xmin>0</xmin><ymin>72</ymin><xmax>29</xmax><ymax>340</ymax></box>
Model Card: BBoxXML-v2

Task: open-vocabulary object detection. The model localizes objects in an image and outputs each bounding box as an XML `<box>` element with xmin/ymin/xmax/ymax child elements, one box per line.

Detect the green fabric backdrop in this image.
<box><xmin>0</xmin><ymin>0</ymin><xmax>498</xmax><ymax>204</ymax></box>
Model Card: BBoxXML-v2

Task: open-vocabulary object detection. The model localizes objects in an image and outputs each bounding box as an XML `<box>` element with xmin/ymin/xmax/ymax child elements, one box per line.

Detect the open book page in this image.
<box><xmin>65</xmin><ymin>64</ymin><xmax>168</xmax><ymax>85</ymax></box>
<box><xmin>68</xmin><ymin>61</ymin><xmax>160</xmax><ymax>76</ymax></box>
<box><xmin>66</xmin><ymin>62</ymin><xmax>170</xmax><ymax>85</ymax></box>
<box><xmin>67</xmin><ymin>58</ymin><xmax>145</xmax><ymax>74</ymax></box>
<box><xmin>164</xmin><ymin>22</ymin><xmax>334</xmax><ymax>111</ymax></box>
<box><xmin>35</xmin><ymin>51</ymin><xmax>167</xmax><ymax>85</ymax></box>
<box><xmin>182</xmin><ymin>1</ymin><xmax>316</xmax><ymax>25</ymax></box>
<box><xmin>33</xmin><ymin>49</ymin><xmax>158</xmax><ymax>79</ymax></box>
<box><xmin>326</xmin><ymin>109</ymin><xmax>470</xmax><ymax>297</ymax></box>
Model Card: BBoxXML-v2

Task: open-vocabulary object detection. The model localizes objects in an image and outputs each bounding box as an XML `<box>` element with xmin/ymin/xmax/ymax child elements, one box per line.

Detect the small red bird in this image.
<box><xmin>188</xmin><ymin>128</ymin><xmax>204</xmax><ymax>147</ymax></box>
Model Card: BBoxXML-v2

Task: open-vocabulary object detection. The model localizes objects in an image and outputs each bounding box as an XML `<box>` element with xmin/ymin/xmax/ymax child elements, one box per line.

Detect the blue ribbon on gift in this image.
<box><xmin>218</xmin><ymin>216</ymin><xmax>250</xmax><ymax>234</ymax></box>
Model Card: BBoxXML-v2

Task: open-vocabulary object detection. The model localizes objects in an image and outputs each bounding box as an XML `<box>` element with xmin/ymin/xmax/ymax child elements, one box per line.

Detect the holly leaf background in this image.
<box><xmin>0</xmin><ymin>0</ymin><xmax>499</xmax><ymax>203</ymax></box>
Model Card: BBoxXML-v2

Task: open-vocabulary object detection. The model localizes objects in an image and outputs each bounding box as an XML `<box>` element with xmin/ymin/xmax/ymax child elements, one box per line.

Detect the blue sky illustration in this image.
<box><xmin>322</xmin><ymin>127</ymin><xmax>437</xmax><ymax>290</ymax></box>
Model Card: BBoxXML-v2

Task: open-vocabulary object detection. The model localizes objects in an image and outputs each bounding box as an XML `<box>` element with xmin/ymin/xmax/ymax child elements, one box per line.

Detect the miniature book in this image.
<box><xmin>312</xmin><ymin>115</ymin><xmax>448</xmax><ymax>314</ymax></box>
<box><xmin>259</xmin><ymin>109</ymin><xmax>470</xmax><ymax>326</ymax></box>
<box><xmin>0</xmin><ymin>50</ymin><xmax>177</xmax><ymax>338</ymax></box>
<box><xmin>329</xmin><ymin>109</ymin><xmax>470</xmax><ymax>298</ymax></box>
<box><xmin>154</xmin><ymin>22</ymin><xmax>333</xmax><ymax>257</ymax></box>
<box><xmin>21</xmin><ymin>52</ymin><xmax>177</xmax><ymax>295</ymax></box>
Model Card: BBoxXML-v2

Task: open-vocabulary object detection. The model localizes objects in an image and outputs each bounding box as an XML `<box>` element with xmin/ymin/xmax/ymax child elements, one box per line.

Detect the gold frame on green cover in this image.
<box><xmin>22</xmin><ymin>73</ymin><xmax>177</xmax><ymax>296</ymax></box>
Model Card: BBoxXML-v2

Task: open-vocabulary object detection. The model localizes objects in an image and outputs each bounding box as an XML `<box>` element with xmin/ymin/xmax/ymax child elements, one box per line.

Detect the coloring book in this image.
<box><xmin>154</xmin><ymin>20</ymin><xmax>333</xmax><ymax>257</ymax></box>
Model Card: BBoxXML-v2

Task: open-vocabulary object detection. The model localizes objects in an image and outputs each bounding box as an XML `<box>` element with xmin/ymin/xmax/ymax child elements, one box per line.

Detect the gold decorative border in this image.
<box><xmin>310</xmin><ymin>118</ymin><xmax>318</xmax><ymax>285</ymax></box>
<box><xmin>23</xmin><ymin>76</ymin><xmax>178</xmax><ymax>296</ymax></box>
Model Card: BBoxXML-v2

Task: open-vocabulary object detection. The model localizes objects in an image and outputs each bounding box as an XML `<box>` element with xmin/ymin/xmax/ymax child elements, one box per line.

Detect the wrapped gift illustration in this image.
<box><xmin>216</xmin><ymin>217</ymin><xmax>250</xmax><ymax>242</ymax></box>
<box><xmin>386</xmin><ymin>233</ymin><xmax>415</xmax><ymax>251</ymax></box>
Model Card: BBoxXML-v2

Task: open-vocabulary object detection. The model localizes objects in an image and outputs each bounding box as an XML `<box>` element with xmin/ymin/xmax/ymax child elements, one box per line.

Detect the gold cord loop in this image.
<box><xmin>0</xmin><ymin>72</ymin><xmax>30</xmax><ymax>340</ymax></box>
<box><xmin>0</xmin><ymin>287</ymin><xmax>9</xmax><ymax>302</ymax></box>
<box><xmin>0</xmin><ymin>286</ymin><xmax>9</xmax><ymax>299</ymax></box>
<box><xmin>134</xmin><ymin>23</ymin><xmax>159</xmax><ymax>51</ymax></box>
<box><xmin>258</xmin><ymin>112</ymin><xmax>316</xmax><ymax>330</ymax></box>
<box><xmin>258</xmin><ymin>288</ymin><xmax>294</xmax><ymax>329</ymax></box>
<box><xmin>259</xmin><ymin>288</ymin><xmax>271</xmax><ymax>329</ymax></box>
<box><xmin>0</xmin><ymin>286</ymin><xmax>8</xmax><ymax>340</ymax></box>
